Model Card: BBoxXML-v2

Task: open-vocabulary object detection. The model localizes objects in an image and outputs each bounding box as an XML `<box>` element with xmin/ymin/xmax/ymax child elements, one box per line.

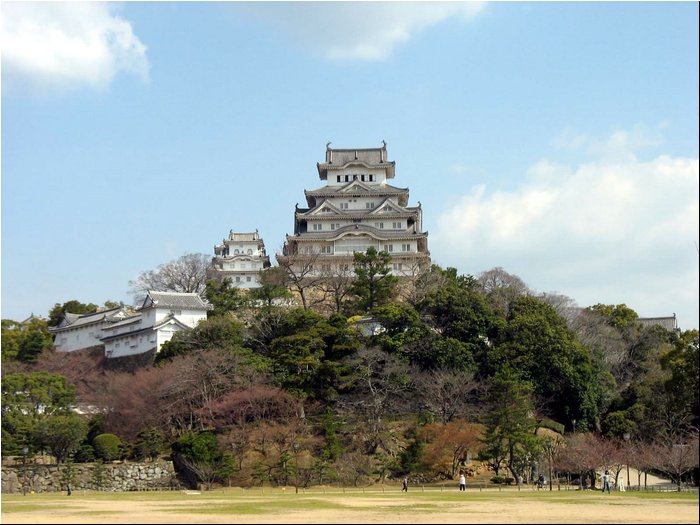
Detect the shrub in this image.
<box><xmin>93</xmin><ymin>433</ymin><xmax>123</xmax><ymax>462</ymax></box>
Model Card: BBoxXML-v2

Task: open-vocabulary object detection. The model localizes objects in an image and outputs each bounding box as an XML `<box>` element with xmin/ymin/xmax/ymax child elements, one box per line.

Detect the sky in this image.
<box><xmin>1</xmin><ymin>1</ymin><xmax>698</xmax><ymax>331</ymax></box>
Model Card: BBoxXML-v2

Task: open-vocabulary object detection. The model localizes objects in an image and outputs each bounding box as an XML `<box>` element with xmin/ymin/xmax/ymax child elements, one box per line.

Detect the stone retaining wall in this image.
<box><xmin>1</xmin><ymin>460</ymin><xmax>179</xmax><ymax>493</ymax></box>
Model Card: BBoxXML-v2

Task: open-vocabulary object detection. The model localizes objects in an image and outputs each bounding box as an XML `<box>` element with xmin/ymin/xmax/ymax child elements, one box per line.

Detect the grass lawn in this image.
<box><xmin>2</xmin><ymin>486</ymin><xmax>698</xmax><ymax>524</ymax></box>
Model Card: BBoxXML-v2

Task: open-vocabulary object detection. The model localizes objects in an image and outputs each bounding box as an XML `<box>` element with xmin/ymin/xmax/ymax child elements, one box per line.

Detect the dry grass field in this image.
<box><xmin>2</xmin><ymin>486</ymin><xmax>698</xmax><ymax>524</ymax></box>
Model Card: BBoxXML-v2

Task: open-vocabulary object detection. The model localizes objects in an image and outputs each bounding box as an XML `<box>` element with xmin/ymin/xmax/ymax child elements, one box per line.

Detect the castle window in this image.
<box><xmin>383</xmin><ymin>244</ymin><xmax>394</xmax><ymax>252</ymax></box>
<box><xmin>361</xmin><ymin>174</ymin><xmax>365</xmax><ymax>181</ymax></box>
<box><xmin>393</xmin><ymin>222</ymin><xmax>402</xmax><ymax>229</ymax></box>
<box><xmin>313</xmin><ymin>223</ymin><xmax>322</xmax><ymax>231</ymax></box>
<box><xmin>402</xmin><ymin>244</ymin><xmax>411</xmax><ymax>252</ymax></box>
<box><xmin>246</xmin><ymin>276</ymin><xmax>252</xmax><ymax>282</ymax></box>
<box><xmin>366</xmin><ymin>202</ymin><xmax>375</xmax><ymax>209</ymax></box>
<box><xmin>337</xmin><ymin>175</ymin><xmax>341</xmax><ymax>182</ymax></box>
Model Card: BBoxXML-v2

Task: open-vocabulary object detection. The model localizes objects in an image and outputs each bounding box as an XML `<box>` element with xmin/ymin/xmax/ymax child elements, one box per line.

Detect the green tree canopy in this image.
<box><xmin>489</xmin><ymin>296</ymin><xmax>601</xmax><ymax>430</ymax></box>
<box><xmin>1</xmin><ymin>372</ymin><xmax>77</xmax><ymax>456</ymax></box>
<box><xmin>33</xmin><ymin>414</ymin><xmax>88</xmax><ymax>466</ymax></box>
<box><xmin>204</xmin><ymin>278</ymin><xmax>246</xmax><ymax>316</ymax></box>
<box><xmin>350</xmin><ymin>248</ymin><xmax>399</xmax><ymax>312</ymax></box>
<box><xmin>481</xmin><ymin>368</ymin><xmax>541</xmax><ymax>485</ymax></box>
<box><xmin>48</xmin><ymin>300</ymin><xmax>99</xmax><ymax>327</ymax></box>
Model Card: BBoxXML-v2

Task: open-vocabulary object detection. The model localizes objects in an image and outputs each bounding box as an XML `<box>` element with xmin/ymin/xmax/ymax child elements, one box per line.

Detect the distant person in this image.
<box><xmin>402</xmin><ymin>477</ymin><xmax>409</xmax><ymax>492</ymax></box>
<box><xmin>602</xmin><ymin>471</ymin><xmax>611</xmax><ymax>494</ymax></box>
<box><xmin>459</xmin><ymin>473</ymin><xmax>466</xmax><ymax>491</ymax></box>
<box><xmin>537</xmin><ymin>474</ymin><xmax>545</xmax><ymax>489</ymax></box>
<box><xmin>618</xmin><ymin>475</ymin><xmax>626</xmax><ymax>492</ymax></box>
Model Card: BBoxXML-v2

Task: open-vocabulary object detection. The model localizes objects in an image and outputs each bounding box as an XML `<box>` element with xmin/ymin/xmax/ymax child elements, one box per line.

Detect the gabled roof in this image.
<box><xmin>286</xmin><ymin>225</ymin><xmax>428</xmax><ymax>242</ymax></box>
<box><xmin>101</xmin><ymin>314</ymin><xmax>143</xmax><ymax>332</ymax></box>
<box><xmin>140</xmin><ymin>291</ymin><xmax>211</xmax><ymax>311</ymax></box>
<box><xmin>369</xmin><ymin>198</ymin><xmax>409</xmax><ymax>216</ymax></box>
<box><xmin>100</xmin><ymin>314</ymin><xmax>194</xmax><ymax>343</ymax></box>
<box><xmin>305</xmin><ymin>180</ymin><xmax>408</xmax><ymax>197</ymax></box>
<box><xmin>50</xmin><ymin>306</ymin><xmax>129</xmax><ymax>332</ymax></box>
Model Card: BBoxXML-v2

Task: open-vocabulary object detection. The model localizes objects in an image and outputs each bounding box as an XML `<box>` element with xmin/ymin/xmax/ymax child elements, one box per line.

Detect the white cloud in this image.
<box><xmin>1</xmin><ymin>2</ymin><xmax>149</xmax><ymax>93</ymax></box>
<box><xmin>242</xmin><ymin>2</ymin><xmax>485</xmax><ymax>61</ymax></box>
<box><xmin>433</xmin><ymin>128</ymin><xmax>700</xmax><ymax>329</ymax></box>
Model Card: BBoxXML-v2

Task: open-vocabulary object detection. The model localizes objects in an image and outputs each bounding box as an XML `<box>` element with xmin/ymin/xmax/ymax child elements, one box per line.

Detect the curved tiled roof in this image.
<box><xmin>305</xmin><ymin>181</ymin><xmax>407</xmax><ymax>197</ymax></box>
<box><xmin>141</xmin><ymin>291</ymin><xmax>211</xmax><ymax>310</ymax></box>
<box><xmin>50</xmin><ymin>306</ymin><xmax>128</xmax><ymax>332</ymax></box>
<box><xmin>286</xmin><ymin>225</ymin><xmax>428</xmax><ymax>242</ymax></box>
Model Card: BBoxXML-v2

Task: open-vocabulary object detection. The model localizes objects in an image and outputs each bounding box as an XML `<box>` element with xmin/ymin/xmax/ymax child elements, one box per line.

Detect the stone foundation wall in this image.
<box><xmin>1</xmin><ymin>460</ymin><xmax>179</xmax><ymax>493</ymax></box>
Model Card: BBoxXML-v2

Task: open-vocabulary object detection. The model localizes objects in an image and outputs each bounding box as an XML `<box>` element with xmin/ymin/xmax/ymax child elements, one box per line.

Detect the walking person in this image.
<box><xmin>602</xmin><ymin>470</ymin><xmax>611</xmax><ymax>494</ymax></box>
<box><xmin>402</xmin><ymin>477</ymin><xmax>409</xmax><ymax>492</ymax></box>
<box><xmin>459</xmin><ymin>473</ymin><xmax>466</xmax><ymax>491</ymax></box>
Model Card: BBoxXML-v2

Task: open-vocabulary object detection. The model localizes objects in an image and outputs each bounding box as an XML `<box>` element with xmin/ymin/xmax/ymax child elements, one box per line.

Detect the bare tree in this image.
<box><xmin>539</xmin><ymin>432</ymin><xmax>565</xmax><ymax>491</ymax></box>
<box><xmin>129</xmin><ymin>253</ymin><xmax>212</xmax><ymax>302</ymax></box>
<box><xmin>339</xmin><ymin>346</ymin><xmax>412</xmax><ymax>454</ymax></box>
<box><xmin>650</xmin><ymin>430</ymin><xmax>699</xmax><ymax>491</ymax></box>
<box><xmin>276</xmin><ymin>250</ymin><xmax>324</xmax><ymax>310</ymax></box>
<box><xmin>315</xmin><ymin>265</ymin><xmax>355</xmax><ymax>314</ymax></box>
<box><xmin>477</xmin><ymin>267</ymin><xmax>531</xmax><ymax>316</ymax></box>
<box><xmin>414</xmin><ymin>367</ymin><xmax>483</xmax><ymax>425</ymax></box>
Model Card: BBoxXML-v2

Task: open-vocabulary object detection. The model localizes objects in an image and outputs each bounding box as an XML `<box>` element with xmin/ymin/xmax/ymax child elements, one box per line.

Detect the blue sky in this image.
<box><xmin>2</xmin><ymin>1</ymin><xmax>698</xmax><ymax>330</ymax></box>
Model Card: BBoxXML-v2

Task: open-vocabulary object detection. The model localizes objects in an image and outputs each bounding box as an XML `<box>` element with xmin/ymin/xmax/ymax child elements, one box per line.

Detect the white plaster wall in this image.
<box><xmin>54</xmin><ymin>321</ymin><xmax>109</xmax><ymax>352</ymax></box>
<box><xmin>326</xmin><ymin>167</ymin><xmax>386</xmax><ymax>186</ymax></box>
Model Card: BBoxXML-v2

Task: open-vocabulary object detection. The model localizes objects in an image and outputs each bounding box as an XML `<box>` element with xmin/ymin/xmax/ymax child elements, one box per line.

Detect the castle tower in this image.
<box><xmin>209</xmin><ymin>229</ymin><xmax>271</xmax><ymax>288</ymax></box>
<box><xmin>277</xmin><ymin>143</ymin><xmax>430</xmax><ymax>276</ymax></box>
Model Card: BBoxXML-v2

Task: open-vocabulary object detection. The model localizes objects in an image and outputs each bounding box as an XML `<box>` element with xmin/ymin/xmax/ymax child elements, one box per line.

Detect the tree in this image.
<box><xmin>350</xmin><ymin>248</ymin><xmax>398</xmax><ymax>312</ymax></box>
<box><xmin>33</xmin><ymin>414</ymin><xmax>88</xmax><ymax>466</ymax></box>
<box><xmin>172</xmin><ymin>431</ymin><xmax>227</xmax><ymax>490</ymax></box>
<box><xmin>660</xmin><ymin>330</ymin><xmax>699</xmax><ymax>432</ymax></box>
<box><xmin>415</xmin><ymin>269</ymin><xmax>498</xmax><ymax>374</ymax></box>
<box><xmin>133</xmin><ymin>428</ymin><xmax>164</xmax><ymax>461</ymax></box>
<box><xmin>2</xmin><ymin>372</ymin><xmax>77</xmax><ymax>456</ymax></box>
<box><xmin>2</xmin><ymin>317</ymin><xmax>54</xmax><ymax>363</ymax></box>
<box><xmin>651</xmin><ymin>430</ymin><xmax>700</xmax><ymax>491</ymax></box>
<box><xmin>419</xmin><ymin>420</ymin><xmax>481</xmax><ymax>478</ymax></box>
<box><xmin>249</xmin><ymin>267</ymin><xmax>291</xmax><ymax>307</ymax></box>
<box><xmin>489</xmin><ymin>296</ymin><xmax>600</xmax><ymax>431</ymax></box>
<box><xmin>340</xmin><ymin>346</ymin><xmax>412</xmax><ymax>454</ymax></box>
<box><xmin>587</xmin><ymin>303</ymin><xmax>640</xmax><ymax>330</ymax></box>
<box><xmin>315</xmin><ymin>264</ymin><xmax>355</xmax><ymax>314</ymax></box>
<box><xmin>540</xmin><ymin>432</ymin><xmax>565</xmax><ymax>491</ymax></box>
<box><xmin>276</xmin><ymin>250</ymin><xmax>324</xmax><ymax>310</ymax></box>
<box><xmin>204</xmin><ymin>278</ymin><xmax>246</xmax><ymax>316</ymax></box>
<box><xmin>481</xmin><ymin>369</ymin><xmax>541</xmax><ymax>485</ymax></box>
<box><xmin>477</xmin><ymin>267</ymin><xmax>530</xmax><ymax>317</ymax></box>
<box><xmin>48</xmin><ymin>300</ymin><xmax>98</xmax><ymax>327</ymax></box>
<box><xmin>129</xmin><ymin>253</ymin><xmax>211</xmax><ymax>302</ymax></box>
<box><xmin>414</xmin><ymin>367</ymin><xmax>483</xmax><ymax>424</ymax></box>
<box><xmin>155</xmin><ymin>316</ymin><xmax>246</xmax><ymax>363</ymax></box>
<box><xmin>91</xmin><ymin>459</ymin><xmax>107</xmax><ymax>490</ymax></box>
<box><xmin>93</xmin><ymin>433</ymin><xmax>123</xmax><ymax>462</ymax></box>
